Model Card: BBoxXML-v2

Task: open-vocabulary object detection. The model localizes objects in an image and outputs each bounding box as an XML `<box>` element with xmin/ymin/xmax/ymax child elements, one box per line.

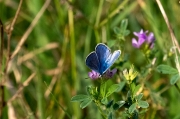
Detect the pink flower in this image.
<box><xmin>104</xmin><ymin>69</ymin><xmax>117</xmax><ymax>79</ymax></box>
<box><xmin>132</xmin><ymin>29</ymin><xmax>155</xmax><ymax>49</ymax></box>
<box><xmin>88</xmin><ymin>70</ymin><xmax>100</xmax><ymax>80</ymax></box>
<box><xmin>146</xmin><ymin>32</ymin><xmax>155</xmax><ymax>49</ymax></box>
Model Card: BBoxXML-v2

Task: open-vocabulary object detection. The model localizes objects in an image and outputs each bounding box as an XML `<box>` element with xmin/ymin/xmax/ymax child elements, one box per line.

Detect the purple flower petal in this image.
<box><xmin>149</xmin><ymin>42</ymin><xmax>154</xmax><ymax>49</ymax></box>
<box><xmin>138</xmin><ymin>38</ymin><xmax>146</xmax><ymax>47</ymax></box>
<box><xmin>88</xmin><ymin>70</ymin><xmax>100</xmax><ymax>80</ymax></box>
<box><xmin>132</xmin><ymin>29</ymin><xmax>155</xmax><ymax>49</ymax></box>
<box><xmin>132</xmin><ymin>38</ymin><xmax>139</xmax><ymax>48</ymax></box>
<box><xmin>147</xmin><ymin>32</ymin><xmax>155</xmax><ymax>43</ymax></box>
<box><xmin>104</xmin><ymin>68</ymin><xmax>117</xmax><ymax>79</ymax></box>
<box><xmin>111</xmin><ymin>68</ymin><xmax>117</xmax><ymax>74</ymax></box>
<box><xmin>133</xmin><ymin>29</ymin><xmax>147</xmax><ymax>39</ymax></box>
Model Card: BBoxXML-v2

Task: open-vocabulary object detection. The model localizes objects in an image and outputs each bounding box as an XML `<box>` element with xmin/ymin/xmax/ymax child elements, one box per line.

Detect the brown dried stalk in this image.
<box><xmin>0</xmin><ymin>19</ymin><xmax>4</xmax><ymax>119</ymax></box>
<box><xmin>5</xmin><ymin>0</ymin><xmax>23</xmax><ymax>73</ymax></box>
<box><xmin>10</xmin><ymin>0</ymin><xmax>51</xmax><ymax>60</ymax></box>
<box><xmin>7</xmin><ymin>73</ymin><xmax>36</xmax><ymax>104</ymax></box>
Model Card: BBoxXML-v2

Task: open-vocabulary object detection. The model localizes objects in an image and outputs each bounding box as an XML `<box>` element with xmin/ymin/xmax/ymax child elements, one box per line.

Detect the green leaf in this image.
<box><xmin>100</xmin><ymin>81</ymin><xmax>107</xmax><ymax>98</ymax></box>
<box><xmin>116</xmin><ymin>81</ymin><xmax>126</xmax><ymax>92</ymax></box>
<box><xmin>71</xmin><ymin>95</ymin><xmax>90</xmax><ymax>102</ymax></box>
<box><xmin>106</xmin><ymin>81</ymin><xmax>125</xmax><ymax>97</ymax></box>
<box><xmin>128</xmin><ymin>103</ymin><xmax>136</xmax><ymax>114</ymax></box>
<box><xmin>135</xmin><ymin>93</ymin><xmax>143</xmax><ymax>101</ymax></box>
<box><xmin>127</xmin><ymin>91</ymin><xmax>131</xmax><ymax>99</ymax></box>
<box><xmin>113</xmin><ymin>101</ymin><xmax>125</xmax><ymax>110</ymax></box>
<box><xmin>106</xmin><ymin>100</ymin><xmax>114</xmax><ymax>108</ymax></box>
<box><xmin>124</xmin><ymin>30</ymin><xmax>130</xmax><ymax>36</ymax></box>
<box><xmin>86</xmin><ymin>86</ymin><xmax>92</xmax><ymax>95</ymax></box>
<box><xmin>132</xmin><ymin>111</ymin><xmax>139</xmax><ymax>119</ymax></box>
<box><xmin>107</xmin><ymin>40</ymin><xmax>116</xmax><ymax>48</ymax></box>
<box><xmin>170</xmin><ymin>73</ymin><xmax>180</xmax><ymax>85</ymax></box>
<box><xmin>86</xmin><ymin>85</ymin><xmax>98</xmax><ymax>96</ymax></box>
<box><xmin>120</xmin><ymin>19</ymin><xmax>128</xmax><ymax>33</ymax></box>
<box><xmin>108</xmin><ymin>112</ymin><xmax>113</xmax><ymax>119</ymax></box>
<box><xmin>173</xmin><ymin>113</ymin><xmax>180</xmax><ymax>119</ymax></box>
<box><xmin>133</xmin><ymin>84</ymin><xmax>142</xmax><ymax>96</ymax></box>
<box><xmin>138</xmin><ymin>101</ymin><xmax>149</xmax><ymax>108</ymax></box>
<box><xmin>106</xmin><ymin>84</ymin><xmax>119</xmax><ymax>97</ymax></box>
<box><xmin>101</xmin><ymin>97</ymin><xmax>108</xmax><ymax>105</ymax></box>
<box><xmin>120</xmin><ymin>19</ymin><xmax>130</xmax><ymax>37</ymax></box>
<box><xmin>130</xmin><ymin>82</ymin><xmax>136</xmax><ymax>92</ymax></box>
<box><xmin>80</xmin><ymin>98</ymin><xmax>92</xmax><ymax>109</ymax></box>
<box><xmin>157</xmin><ymin>64</ymin><xmax>178</xmax><ymax>74</ymax></box>
<box><xmin>113</xmin><ymin>27</ymin><xmax>120</xmax><ymax>35</ymax></box>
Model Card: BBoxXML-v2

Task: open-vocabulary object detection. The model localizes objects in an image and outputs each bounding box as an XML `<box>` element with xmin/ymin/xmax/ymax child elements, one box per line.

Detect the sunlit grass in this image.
<box><xmin>0</xmin><ymin>0</ymin><xmax>180</xmax><ymax>119</ymax></box>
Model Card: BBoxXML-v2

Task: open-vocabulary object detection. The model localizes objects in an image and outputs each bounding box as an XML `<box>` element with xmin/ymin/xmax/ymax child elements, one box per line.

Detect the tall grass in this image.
<box><xmin>0</xmin><ymin>0</ymin><xmax>180</xmax><ymax>119</ymax></box>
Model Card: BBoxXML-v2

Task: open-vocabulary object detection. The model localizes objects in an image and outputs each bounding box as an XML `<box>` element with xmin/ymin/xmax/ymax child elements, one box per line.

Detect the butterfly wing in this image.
<box><xmin>85</xmin><ymin>52</ymin><xmax>100</xmax><ymax>73</ymax></box>
<box><xmin>95</xmin><ymin>43</ymin><xmax>111</xmax><ymax>74</ymax></box>
<box><xmin>104</xmin><ymin>50</ymin><xmax>121</xmax><ymax>70</ymax></box>
<box><xmin>86</xmin><ymin>43</ymin><xmax>121</xmax><ymax>75</ymax></box>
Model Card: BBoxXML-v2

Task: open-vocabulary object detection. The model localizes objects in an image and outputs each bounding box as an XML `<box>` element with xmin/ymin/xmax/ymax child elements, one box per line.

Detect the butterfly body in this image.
<box><xmin>85</xmin><ymin>43</ymin><xmax>121</xmax><ymax>75</ymax></box>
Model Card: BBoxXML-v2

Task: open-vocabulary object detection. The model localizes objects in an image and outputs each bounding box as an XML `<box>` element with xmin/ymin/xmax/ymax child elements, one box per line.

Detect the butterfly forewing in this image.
<box><xmin>85</xmin><ymin>52</ymin><xmax>100</xmax><ymax>73</ymax></box>
<box><xmin>95</xmin><ymin>44</ymin><xmax>111</xmax><ymax>74</ymax></box>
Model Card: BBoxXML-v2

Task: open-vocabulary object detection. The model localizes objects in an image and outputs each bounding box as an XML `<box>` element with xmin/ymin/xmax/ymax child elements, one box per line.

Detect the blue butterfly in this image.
<box><xmin>85</xmin><ymin>43</ymin><xmax>121</xmax><ymax>75</ymax></box>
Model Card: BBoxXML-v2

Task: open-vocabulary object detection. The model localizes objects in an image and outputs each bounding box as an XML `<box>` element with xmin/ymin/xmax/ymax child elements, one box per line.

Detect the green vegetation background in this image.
<box><xmin>0</xmin><ymin>0</ymin><xmax>180</xmax><ymax>119</ymax></box>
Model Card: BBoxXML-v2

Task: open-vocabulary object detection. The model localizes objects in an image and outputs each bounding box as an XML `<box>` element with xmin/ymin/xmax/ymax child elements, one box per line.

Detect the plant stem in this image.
<box><xmin>95</xmin><ymin>0</ymin><xmax>104</xmax><ymax>27</ymax></box>
<box><xmin>37</xmin><ymin>73</ymin><xmax>44</xmax><ymax>119</ymax></box>
<box><xmin>68</xmin><ymin>0</ymin><xmax>77</xmax><ymax>88</ymax></box>
<box><xmin>0</xmin><ymin>19</ymin><xmax>4</xmax><ymax>119</ymax></box>
<box><xmin>141</xmin><ymin>49</ymin><xmax>151</xmax><ymax>64</ymax></box>
<box><xmin>128</xmin><ymin>80</ymin><xmax>134</xmax><ymax>99</ymax></box>
<box><xmin>175</xmin><ymin>83</ymin><xmax>180</xmax><ymax>94</ymax></box>
<box><xmin>150</xmin><ymin>108</ymin><xmax>156</xmax><ymax>119</ymax></box>
<box><xmin>99</xmin><ymin>0</ymin><xmax>129</xmax><ymax>28</ymax></box>
<box><xmin>96</xmin><ymin>102</ymin><xmax>107</xmax><ymax>119</ymax></box>
<box><xmin>94</xmin><ymin>0</ymin><xmax>104</xmax><ymax>43</ymax></box>
<box><xmin>95</xmin><ymin>78</ymin><xmax>107</xmax><ymax>119</ymax></box>
<box><xmin>44</xmin><ymin>82</ymin><xmax>72</xmax><ymax>119</ymax></box>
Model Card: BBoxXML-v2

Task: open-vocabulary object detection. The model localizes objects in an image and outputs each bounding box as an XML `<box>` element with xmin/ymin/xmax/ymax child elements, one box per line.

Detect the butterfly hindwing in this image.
<box><xmin>85</xmin><ymin>52</ymin><xmax>100</xmax><ymax>73</ymax></box>
<box><xmin>105</xmin><ymin>50</ymin><xmax>121</xmax><ymax>70</ymax></box>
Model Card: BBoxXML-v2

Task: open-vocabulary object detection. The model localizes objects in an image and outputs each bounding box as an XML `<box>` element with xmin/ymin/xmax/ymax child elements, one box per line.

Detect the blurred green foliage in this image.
<box><xmin>0</xmin><ymin>0</ymin><xmax>180</xmax><ymax>119</ymax></box>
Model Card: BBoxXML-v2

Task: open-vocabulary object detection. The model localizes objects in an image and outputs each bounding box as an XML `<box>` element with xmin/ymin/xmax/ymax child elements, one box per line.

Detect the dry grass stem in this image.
<box><xmin>45</xmin><ymin>59</ymin><xmax>64</xmax><ymax>98</ymax></box>
<box><xmin>18</xmin><ymin>42</ymin><xmax>59</xmax><ymax>64</ymax></box>
<box><xmin>156</xmin><ymin>0</ymin><xmax>180</xmax><ymax>52</ymax></box>
<box><xmin>156</xmin><ymin>0</ymin><xmax>180</xmax><ymax>74</ymax></box>
<box><xmin>1</xmin><ymin>0</ymin><xmax>23</xmax><ymax>116</ymax></box>
<box><xmin>7</xmin><ymin>102</ymin><xmax>17</xmax><ymax>119</ymax></box>
<box><xmin>0</xmin><ymin>20</ymin><xmax>4</xmax><ymax>73</ymax></box>
<box><xmin>6</xmin><ymin>0</ymin><xmax>23</xmax><ymax>74</ymax></box>
<box><xmin>11</xmin><ymin>0</ymin><xmax>51</xmax><ymax>60</ymax></box>
<box><xmin>7</xmin><ymin>73</ymin><xmax>36</xmax><ymax>104</ymax></box>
